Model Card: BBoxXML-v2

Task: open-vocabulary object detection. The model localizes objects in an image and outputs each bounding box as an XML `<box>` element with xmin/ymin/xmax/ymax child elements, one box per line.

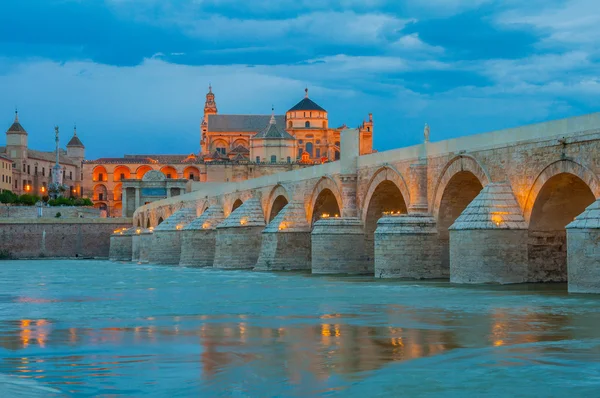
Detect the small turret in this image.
<box><xmin>6</xmin><ymin>110</ymin><xmax>28</xmax><ymax>160</ymax></box>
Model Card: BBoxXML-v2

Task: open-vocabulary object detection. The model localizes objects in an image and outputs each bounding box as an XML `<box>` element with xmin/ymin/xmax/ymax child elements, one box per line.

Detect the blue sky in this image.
<box><xmin>0</xmin><ymin>0</ymin><xmax>598</xmax><ymax>159</ymax></box>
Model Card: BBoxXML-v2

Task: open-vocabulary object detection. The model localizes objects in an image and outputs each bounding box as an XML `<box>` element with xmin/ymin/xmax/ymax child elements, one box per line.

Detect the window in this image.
<box><xmin>367</xmin><ymin>127</ymin><xmax>370</xmax><ymax>132</ymax></box>
<box><xmin>310</xmin><ymin>112</ymin><xmax>312</xmax><ymax>117</ymax></box>
<box><xmin>70</xmin><ymin>171</ymin><xmax>73</xmax><ymax>179</ymax></box>
<box><xmin>166</xmin><ymin>173</ymin><xmax>172</xmax><ymax>179</ymax></box>
<box><xmin>27</xmin><ymin>165</ymin><xmax>30</xmax><ymax>174</ymax></box>
<box><xmin>22</xmin><ymin>164</ymin><xmax>25</xmax><ymax>172</ymax></box>
<box><xmin>316</xmin><ymin>140</ymin><xmax>320</xmax><ymax>144</ymax></box>
<box><xmin>99</xmin><ymin>193</ymin><xmax>104</xmax><ymax>201</ymax></box>
<box><xmin>303</xmin><ymin>112</ymin><xmax>306</xmax><ymax>117</ymax></box>
<box><xmin>15</xmin><ymin>180</ymin><xmax>17</xmax><ymax>188</ymax></box>
<box><xmin>297</xmin><ymin>148</ymin><xmax>302</xmax><ymax>159</ymax></box>
<box><xmin>316</xmin><ymin>148</ymin><xmax>321</xmax><ymax>158</ymax></box>
<box><xmin>189</xmin><ymin>173</ymin><xmax>194</xmax><ymax>180</ymax></box>
<box><xmin>335</xmin><ymin>151</ymin><xmax>340</xmax><ymax>160</ymax></box>
<box><xmin>34</xmin><ymin>166</ymin><xmax>38</xmax><ymax>175</ymax></box>
<box><xmin>287</xmin><ymin>156</ymin><xmax>291</xmax><ymax>163</ymax></box>
<box><xmin>42</xmin><ymin>167</ymin><xmax>45</xmax><ymax>176</ymax></box>
<box><xmin>120</xmin><ymin>173</ymin><xmax>125</xmax><ymax>180</ymax></box>
<box><xmin>298</xmin><ymin>140</ymin><xmax>303</xmax><ymax>144</ymax></box>
<box><xmin>99</xmin><ymin>173</ymin><xmax>104</xmax><ymax>181</ymax></box>
<box><xmin>216</xmin><ymin>147</ymin><xmax>226</xmax><ymax>155</ymax></box>
<box><xmin>2</xmin><ymin>175</ymin><xmax>4</xmax><ymax>182</ymax></box>
<box><xmin>288</xmin><ymin>121</ymin><xmax>292</xmax><ymax>128</ymax></box>
<box><xmin>305</xmin><ymin>142</ymin><xmax>313</xmax><ymax>157</ymax></box>
<box><xmin>256</xmin><ymin>156</ymin><xmax>260</xmax><ymax>163</ymax></box>
<box><xmin>305</xmin><ymin>121</ymin><xmax>310</xmax><ymax>128</ymax></box>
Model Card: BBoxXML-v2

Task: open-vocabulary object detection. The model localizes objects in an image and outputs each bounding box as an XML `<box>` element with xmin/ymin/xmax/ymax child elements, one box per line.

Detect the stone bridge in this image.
<box><xmin>118</xmin><ymin>113</ymin><xmax>600</xmax><ymax>293</ymax></box>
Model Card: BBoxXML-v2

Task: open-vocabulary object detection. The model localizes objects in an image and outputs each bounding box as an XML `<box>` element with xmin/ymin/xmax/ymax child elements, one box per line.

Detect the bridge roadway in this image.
<box><xmin>110</xmin><ymin>113</ymin><xmax>600</xmax><ymax>293</ymax></box>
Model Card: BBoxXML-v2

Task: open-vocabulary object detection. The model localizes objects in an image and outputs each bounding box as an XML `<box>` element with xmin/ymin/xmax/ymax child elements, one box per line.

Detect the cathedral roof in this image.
<box><xmin>207</xmin><ymin>114</ymin><xmax>285</xmax><ymax>133</ymax></box>
<box><xmin>229</xmin><ymin>145</ymin><xmax>250</xmax><ymax>154</ymax></box>
<box><xmin>7</xmin><ymin>111</ymin><xmax>26</xmax><ymax>134</ymax></box>
<box><xmin>288</xmin><ymin>89</ymin><xmax>326</xmax><ymax>112</ymax></box>
<box><xmin>253</xmin><ymin>115</ymin><xmax>295</xmax><ymax>140</ymax></box>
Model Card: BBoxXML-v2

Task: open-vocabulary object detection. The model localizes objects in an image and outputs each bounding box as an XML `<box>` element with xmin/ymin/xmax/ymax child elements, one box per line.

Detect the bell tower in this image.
<box><xmin>201</xmin><ymin>84</ymin><xmax>218</xmax><ymax>153</ymax></box>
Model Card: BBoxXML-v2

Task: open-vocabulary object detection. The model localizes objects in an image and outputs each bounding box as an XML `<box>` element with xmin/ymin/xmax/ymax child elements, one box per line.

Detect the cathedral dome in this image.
<box><xmin>287</xmin><ymin>88</ymin><xmax>326</xmax><ymax>113</ymax></box>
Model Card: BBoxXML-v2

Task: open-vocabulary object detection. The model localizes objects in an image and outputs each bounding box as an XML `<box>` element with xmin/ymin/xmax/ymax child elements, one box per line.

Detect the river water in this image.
<box><xmin>0</xmin><ymin>260</ymin><xmax>599</xmax><ymax>397</ymax></box>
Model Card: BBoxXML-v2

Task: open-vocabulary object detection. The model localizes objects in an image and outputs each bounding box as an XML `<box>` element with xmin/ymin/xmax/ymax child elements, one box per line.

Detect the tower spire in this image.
<box><xmin>73</xmin><ymin>123</ymin><xmax>77</xmax><ymax>136</ymax></box>
<box><xmin>305</xmin><ymin>87</ymin><xmax>308</xmax><ymax>98</ymax></box>
<box><xmin>270</xmin><ymin>106</ymin><xmax>276</xmax><ymax>124</ymax></box>
<box><xmin>14</xmin><ymin>108</ymin><xmax>19</xmax><ymax>123</ymax></box>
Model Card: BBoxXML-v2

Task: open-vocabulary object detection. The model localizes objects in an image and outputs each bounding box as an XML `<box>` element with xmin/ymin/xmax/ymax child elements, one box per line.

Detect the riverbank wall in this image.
<box><xmin>0</xmin><ymin>218</ymin><xmax>131</xmax><ymax>259</ymax></box>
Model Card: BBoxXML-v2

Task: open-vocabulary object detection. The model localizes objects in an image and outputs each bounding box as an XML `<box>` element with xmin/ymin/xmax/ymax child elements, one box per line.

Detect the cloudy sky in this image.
<box><xmin>1</xmin><ymin>0</ymin><xmax>598</xmax><ymax>159</ymax></box>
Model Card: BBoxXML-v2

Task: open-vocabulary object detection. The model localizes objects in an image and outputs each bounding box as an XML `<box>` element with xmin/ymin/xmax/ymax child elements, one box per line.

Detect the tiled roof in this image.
<box><xmin>253</xmin><ymin>115</ymin><xmax>295</xmax><ymax>140</ymax></box>
<box><xmin>229</xmin><ymin>145</ymin><xmax>250</xmax><ymax>154</ymax></box>
<box><xmin>207</xmin><ymin>114</ymin><xmax>285</xmax><ymax>132</ymax></box>
<box><xmin>67</xmin><ymin>134</ymin><xmax>84</xmax><ymax>148</ymax></box>
<box><xmin>7</xmin><ymin>121</ymin><xmax>26</xmax><ymax>133</ymax></box>
<box><xmin>288</xmin><ymin>97</ymin><xmax>326</xmax><ymax>112</ymax></box>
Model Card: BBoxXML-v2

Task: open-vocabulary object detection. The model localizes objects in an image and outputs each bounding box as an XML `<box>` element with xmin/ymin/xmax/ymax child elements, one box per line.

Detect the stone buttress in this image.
<box><xmin>255</xmin><ymin>202</ymin><xmax>311</xmax><ymax>271</ymax></box>
<box><xmin>449</xmin><ymin>182</ymin><xmax>528</xmax><ymax>284</ymax></box>
<box><xmin>131</xmin><ymin>227</ymin><xmax>144</xmax><ymax>262</ymax></box>
<box><xmin>109</xmin><ymin>227</ymin><xmax>135</xmax><ymax>261</ymax></box>
<box><xmin>374</xmin><ymin>214</ymin><xmax>443</xmax><ymax>279</ymax></box>
<box><xmin>566</xmin><ymin>199</ymin><xmax>600</xmax><ymax>294</ymax></box>
<box><xmin>149</xmin><ymin>208</ymin><xmax>197</xmax><ymax>265</ymax></box>
<box><xmin>179</xmin><ymin>205</ymin><xmax>225</xmax><ymax>267</ymax></box>
<box><xmin>138</xmin><ymin>228</ymin><xmax>154</xmax><ymax>263</ymax></box>
<box><xmin>213</xmin><ymin>198</ymin><xmax>266</xmax><ymax>269</ymax></box>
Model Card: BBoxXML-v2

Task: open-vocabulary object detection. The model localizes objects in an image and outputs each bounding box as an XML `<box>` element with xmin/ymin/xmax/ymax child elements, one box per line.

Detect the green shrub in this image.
<box><xmin>0</xmin><ymin>190</ymin><xmax>17</xmax><ymax>204</ymax></box>
<box><xmin>16</xmin><ymin>194</ymin><xmax>40</xmax><ymax>206</ymax></box>
<box><xmin>55</xmin><ymin>212</ymin><xmax>62</xmax><ymax>218</ymax></box>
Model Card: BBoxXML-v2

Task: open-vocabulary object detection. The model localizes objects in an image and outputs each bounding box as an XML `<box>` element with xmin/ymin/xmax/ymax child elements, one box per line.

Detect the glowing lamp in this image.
<box><xmin>136</xmin><ymin>229</ymin><xmax>141</xmax><ymax>235</ymax></box>
<box><xmin>202</xmin><ymin>222</ymin><xmax>211</xmax><ymax>229</ymax></box>
<box><xmin>278</xmin><ymin>222</ymin><xmax>287</xmax><ymax>231</ymax></box>
<box><xmin>334</xmin><ymin>214</ymin><xmax>339</xmax><ymax>218</ymax></box>
<box><xmin>176</xmin><ymin>224</ymin><xmax>183</xmax><ymax>230</ymax></box>
<box><xmin>321</xmin><ymin>213</ymin><xmax>330</xmax><ymax>219</ymax></box>
<box><xmin>41</xmin><ymin>187</ymin><xmax>46</xmax><ymax>193</ymax></box>
<box><xmin>240</xmin><ymin>217</ymin><xmax>248</xmax><ymax>226</ymax></box>
<box><xmin>25</xmin><ymin>185</ymin><xmax>30</xmax><ymax>192</ymax></box>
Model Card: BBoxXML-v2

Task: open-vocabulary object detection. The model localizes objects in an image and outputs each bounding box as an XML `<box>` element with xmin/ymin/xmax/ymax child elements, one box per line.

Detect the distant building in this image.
<box><xmin>1</xmin><ymin>111</ymin><xmax>84</xmax><ymax>197</ymax></box>
<box><xmin>0</xmin><ymin>154</ymin><xmax>12</xmax><ymax>192</ymax></box>
<box><xmin>83</xmin><ymin>86</ymin><xmax>375</xmax><ymax>217</ymax></box>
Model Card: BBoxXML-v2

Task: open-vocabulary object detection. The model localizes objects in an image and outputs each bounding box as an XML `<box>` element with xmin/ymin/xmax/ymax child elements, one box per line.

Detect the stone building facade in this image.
<box><xmin>1</xmin><ymin>111</ymin><xmax>85</xmax><ymax>197</ymax></box>
<box><xmin>0</xmin><ymin>154</ymin><xmax>12</xmax><ymax>192</ymax></box>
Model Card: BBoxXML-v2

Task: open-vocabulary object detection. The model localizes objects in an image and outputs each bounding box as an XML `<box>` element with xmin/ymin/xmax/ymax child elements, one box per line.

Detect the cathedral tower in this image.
<box><xmin>201</xmin><ymin>85</ymin><xmax>218</xmax><ymax>153</ymax></box>
<box><xmin>5</xmin><ymin>110</ymin><xmax>28</xmax><ymax>161</ymax></box>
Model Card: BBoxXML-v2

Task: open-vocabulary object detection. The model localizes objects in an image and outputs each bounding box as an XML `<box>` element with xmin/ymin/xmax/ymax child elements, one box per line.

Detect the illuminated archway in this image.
<box><xmin>113</xmin><ymin>165</ymin><xmax>131</xmax><ymax>181</ymax></box>
<box><xmin>307</xmin><ymin>177</ymin><xmax>343</xmax><ymax>224</ymax></box>
<box><xmin>269</xmin><ymin>196</ymin><xmax>289</xmax><ymax>223</ymax></box>
<box><xmin>113</xmin><ymin>202</ymin><xmax>122</xmax><ymax>217</ymax></box>
<box><xmin>363</xmin><ymin>180</ymin><xmax>408</xmax><ymax>264</ymax></box>
<box><xmin>160</xmin><ymin>166</ymin><xmax>178</xmax><ymax>179</ymax></box>
<box><xmin>231</xmin><ymin>199</ymin><xmax>243</xmax><ymax>213</ymax></box>
<box><xmin>93</xmin><ymin>184</ymin><xmax>108</xmax><ymax>202</ymax></box>
<box><xmin>183</xmin><ymin>166</ymin><xmax>200</xmax><ymax>181</ymax></box>
<box><xmin>528</xmin><ymin>172</ymin><xmax>595</xmax><ymax>282</ymax></box>
<box><xmin>437</xmin><ymin>171</ymin><xmax>484</xmax><ymax>271</ymax></box>
<box><xmin>311</xmin><ymin>188</ymin><xmax>341</xmax><ymax>226</ymax></box>
<box><xmin>113</xmin><ymin>183</ymin><xmax>122</xmax><ymax>201</ymax></box>
<box><xmin>136</xmin><ymin>165</ymin><xmax>153</xmax><ymax>179</ymax></box>
<box><xmin>92</xmin><ymin>166</ymin><xmax>108</xmax><ymax>182</ymax></box>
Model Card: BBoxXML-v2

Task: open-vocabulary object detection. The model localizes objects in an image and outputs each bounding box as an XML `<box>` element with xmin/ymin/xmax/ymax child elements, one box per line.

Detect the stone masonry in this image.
<box><xmin>255</xmin><ymin>201</ymin><xmax>311</xmax><ymax>271</ymax></box>
<box><xmin>449</xmin><ymin>183</ymin><xmax>529</xmax><ymax>284</ymax></box>
<box><xmin>566</xmin><ymin>199</ymin><xmax>600</xmax><ymax>294</ymax></box>
<box><xmin>213</xmin><ymin>198</ymin><xmax>266</xmax><ymax>269</ymax></box>
<box><xmin>179</xmin><ymin>205</ymin><xmax>225</xmax><ymax>267</ymax></box>
<box><xmin>149</xmin><ymin>207</ymin><xmax>197</xmax><ymax>265</ymax></box>
<box><xmin>138</xmin><ymin>229</ymin><xmax>154</xmax><ymax>263</ymax></box>
<box><xmin>109</xmin><ymin>227</ymin><xmax>135</xmax><ymax>261</ymax></box>
<box><xmin>374</xmin><ymin>214</ymin><xmax>443</xmax><ymax>279</ymax></box>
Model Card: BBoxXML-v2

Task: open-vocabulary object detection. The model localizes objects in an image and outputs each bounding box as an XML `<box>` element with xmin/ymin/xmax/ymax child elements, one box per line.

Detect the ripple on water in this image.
<box><xmin>0</xmin><ymin>259</ymin><xmax>599</xmax><ymax>396</ymax></box>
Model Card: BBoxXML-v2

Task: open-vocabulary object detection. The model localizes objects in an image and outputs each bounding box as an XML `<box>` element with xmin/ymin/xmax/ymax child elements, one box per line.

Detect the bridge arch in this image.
<box><xmin>266</xmin><ymin>185</ymin><xmax>290</xmax><ymax>223</ymax></box>
<box><xmin>307</xmin><ymin>176</ymin><xmax>343</xmax><ymax>226</ymax></box>
<box><xmin>525</xmin><ymin>159</ymin><xmax>599</xmax><ymax>282</ymax></box>
<box><xmin>433</xmin><ymin>155</ymin><xmax>489</xmax><ymax>272</ymax></box>
<box><xmin>362</xmin><ymin>166</ymin><xmax>410</xmax><ymax>265</ymax></box>
<box><xmin>432</xmin><ymin>155</ymin><xmax>491</xmax><ymax>218</ymax></box>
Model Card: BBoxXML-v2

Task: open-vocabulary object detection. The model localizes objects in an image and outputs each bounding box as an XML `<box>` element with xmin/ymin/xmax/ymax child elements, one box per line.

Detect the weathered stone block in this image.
<box><xmin>138</xmin><ymin>230</ymin><xmax>153</xmax><ymax>263</ymax></box>
<box><xmin>566</xmin><ymin>200</ymin><xmax>600</xmax><ymax>294</ymax></box>
<box><xmin>255</xmin><ymin>202</ymin><xmax>311</xmax><ymax>271</ymax></box>
<box><xmin>311</xmin><ymin>217</ymin><xmax>369</xmax><ymax>274</ymax></box>
<box><xmin>109</xmin><ymin>227</ymin><xmax>134</xmax><ymax>261</ymax></box>
<box><xmin>213</xmin><ymin>198</ymin><xmax>266</xmax><ymax>269</ymax></box>
<box><xmin>450</xmin><ymin>229</ymin><xmax>529</xmax><ymax>283</ymax></box>
<box><xmin>374</xmin><ymin>215</ymin><xmax>444</xmax><ymax>279</ymax></box>
<box><xmin>179</xmin><ymin>205</ymin><xmax>225</xmax><ymax>267</ymax></box>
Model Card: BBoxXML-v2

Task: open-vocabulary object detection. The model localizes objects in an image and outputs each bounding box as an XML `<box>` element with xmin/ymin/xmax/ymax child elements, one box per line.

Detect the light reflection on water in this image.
<box><xmin>0</xmin><ymin>260</ymin><xmax>599</xmax><ymax>396</ymax></box>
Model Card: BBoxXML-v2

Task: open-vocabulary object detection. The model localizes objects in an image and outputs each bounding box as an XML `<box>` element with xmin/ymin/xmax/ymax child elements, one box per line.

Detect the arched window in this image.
<box><xmin>288</xmin><ymin>121</ymin><xmax>292</xmax><ymax>128</ymax></box>
<box><xmin>305</xmin><ymin>121</ymin><xmax>310</xmax><ymax>128</ymax></box>
<box><xmin>287</xmin><ymin>156</ymin><xmax>291</xmax><ymax>163</ymax></box>
<box><xmin>305</xmin><ymin>142</ymin><xmax>313</xmax><ymax>157</ymax></box>
<box><xmin>270</xmin><ymin>155</ymin><xmax>277</xmax><ymax>163</ymax></box>
<box><xmin>367</xmin><ymin>127</ymin><xmax>370</xmax><ymax>132</ymax></box>
<box><xmin>256</xmin><ymin>156</ymin><xmax>260</xmax><ymax>163</ymax></box>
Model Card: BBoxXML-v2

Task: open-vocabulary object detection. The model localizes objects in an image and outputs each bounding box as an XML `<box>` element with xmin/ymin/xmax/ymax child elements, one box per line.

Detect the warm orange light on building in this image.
<box><xmin>240</xmin><ymin>217</ymin><xmax>248</xmax><ymax>225</ymax></box>
<box><xmin>176</xmin><ymin>224</ymin><xmax>183</xmax><ymax>230</ymax></box>
<box><xmin>41</xmin><ymin>186</ymin><xmax>46</xmax><ymax>193</ymax></box>
<box><xmin>202</xmin><ymin>222</ymin><xmax>211</xmax><ymax>229</ymax></box>
<box><xmin>321</xmin><ymin>213</ymin><xmax>330</xmax><ymax>219</ymax></box>
<box><xmin>278</xmin><ymin>222</ymin><xmax>287</xmax><ymax>231</ymax></box>
<box><xmin>25</xmin><ymin>185</ymin><xmax>31</xmax><ymax>192</ymax></box>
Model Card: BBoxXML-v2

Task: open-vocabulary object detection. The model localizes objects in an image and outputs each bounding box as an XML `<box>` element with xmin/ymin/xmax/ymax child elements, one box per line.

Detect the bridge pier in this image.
<box><xmin>311</xmin><ymin>217</ymin><xmax>369</xmax><ymax>274</ymax></box>
<box><xmin>567</xmin><ymin>199</ymin><xmax>600</xmax><ymax>294</ymax></box>
<box><xmin>109</xmin><ymin>227</ymin><xmax>135</xmax><ymax>261</ymax></box>
<box><xmin>138</xmin><ymin>228</ymin><xmax>154</xmax><ymax>263</ymax></box>
<box><xmin>179</xmin><ymin>205</ymin><xmax>225</xmax><ymax>267</ymax></box>
<box><xmin>131</xmin><ymin>228</ymin><xmax>142</xmax><ymax>262</ymax></box>
<box><xmin>374</xmin><ymin>214</ymin><xmax>443</xmax><ymax>279</ymax></box>
<box><xmin>449</xmin><ymin>183</ymin><xmax>528</xmax><ymax>284</ymax></box>
<box><xmin>149</xmin><ymin>208</ymin><xmax>197</xmax><ymax>265</ymax></box>
<box><xmin>213</xmin><ymin>198</ymin><xmax>266</xmax><ymax>269</ymax></box>
<box><xmin>255</xmin><ymin>202</ymin><xmax>311</xmax><ymax>271</ymax></box>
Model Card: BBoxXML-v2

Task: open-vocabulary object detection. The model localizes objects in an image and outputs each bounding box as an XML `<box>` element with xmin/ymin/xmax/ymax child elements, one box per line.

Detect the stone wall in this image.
<box><xmin>0</xmin><ymin>218</ymin><xmax>131</xmax><ymax>259</ymax></box>
<box><xmin>0</xmin><ymin>205</ymin><xmax>102</xmax><ymax>219</ymax></box>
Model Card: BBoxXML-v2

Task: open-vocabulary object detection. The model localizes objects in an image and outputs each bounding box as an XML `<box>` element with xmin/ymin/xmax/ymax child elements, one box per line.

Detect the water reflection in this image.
<box><xmin>0</xmin><ymin>261</ymin><xmax>599</xmax><ymax>396</ymax></box>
